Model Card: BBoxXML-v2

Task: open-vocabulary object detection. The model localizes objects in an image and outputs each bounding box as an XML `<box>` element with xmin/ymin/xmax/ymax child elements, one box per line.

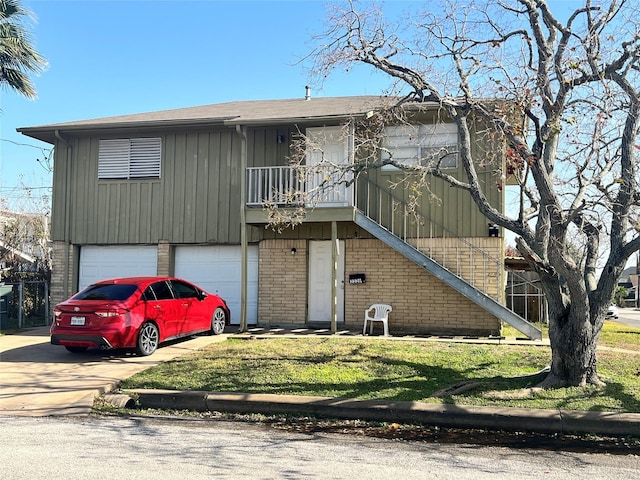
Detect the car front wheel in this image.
<box><xmin>136</xmin><ymin>322</ymin><xmax>159</xmax><ymax>356</ymax></box>
<box><xmin>211</xmin><ymin>307</ymin><xmax>227</xmax><ymax>335</ymax></box>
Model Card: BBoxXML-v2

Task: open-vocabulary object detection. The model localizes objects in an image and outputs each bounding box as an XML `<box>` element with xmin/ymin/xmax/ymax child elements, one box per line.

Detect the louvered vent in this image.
<box><xmin>98</xmin><ymin>138</ymin><xmax>161</xmax><ymax>179</ymax></box>
<box><xmin>130</xmin><ymin>138</ymin><xmax>161</xmax><ymax>178</ymax></box>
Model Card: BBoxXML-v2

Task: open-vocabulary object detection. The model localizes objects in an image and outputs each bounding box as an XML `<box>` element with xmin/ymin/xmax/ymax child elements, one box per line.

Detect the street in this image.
<box><xmin>616</xmin><ymin>308</ymin><xmax>640</xmax><ymax>329</ymax></box>
<box><xmin>1</xmin><ymin>416</ymin><xmax>638</xmax><ymax>480</ymax></box>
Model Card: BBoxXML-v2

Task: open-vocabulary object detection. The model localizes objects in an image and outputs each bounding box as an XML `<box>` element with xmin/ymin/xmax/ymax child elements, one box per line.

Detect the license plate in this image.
<box><xmin>70</xmin><ymin>316</ymin><xmax>85</xmax><ymax>326</ymax></box>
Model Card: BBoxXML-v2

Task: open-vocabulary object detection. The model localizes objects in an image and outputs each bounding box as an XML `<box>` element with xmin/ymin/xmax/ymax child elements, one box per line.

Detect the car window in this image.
<box><xmin>74</xmin><ymin>284</ymin><xmax>138</xmax><ymax>301</ymax></box>
<box><xmin>149</xmin><ymin>281</ymin><xmax>174</xmax><ymax>300</ymax></box>
<box><xmin>170</xmin><ymin>280</ymin><xmax>200</xmax><ymax>299</ymax></box>
<box><xmin>141</xmin><ymin>286</ymin><xmax>156</xmax><ymax>301</ymax></box>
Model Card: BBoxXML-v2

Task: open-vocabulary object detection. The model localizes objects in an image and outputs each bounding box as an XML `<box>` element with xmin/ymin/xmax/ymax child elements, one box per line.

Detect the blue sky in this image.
<box><xmin>1</xmin><ymin>0</ymin><xmax>408</xmax><ymax>210</ymax></box>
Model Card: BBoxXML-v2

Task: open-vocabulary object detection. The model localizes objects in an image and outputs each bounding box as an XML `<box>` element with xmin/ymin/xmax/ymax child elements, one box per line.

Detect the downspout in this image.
<box><xmin>54</xmin><ymin>130</ymin><xmax>72</xmax><ymax>299</ymax></box>
<box><xmin>236</xmin><ymin>124</ymin><xmax>248</xmax><ymax>332</ymax></box>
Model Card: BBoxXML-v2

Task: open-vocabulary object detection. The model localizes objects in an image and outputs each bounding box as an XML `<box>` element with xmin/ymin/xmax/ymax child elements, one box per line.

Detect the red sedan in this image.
<box><xmin>51</xmin><ymin>277</ymin><xmax>230</xmax><ymax>356</ymax></box>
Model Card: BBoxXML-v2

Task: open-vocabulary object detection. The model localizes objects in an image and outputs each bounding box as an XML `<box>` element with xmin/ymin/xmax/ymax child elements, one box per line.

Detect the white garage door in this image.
<box><xmin>79</xmin><ymin>245</ymin><xmax>158</xmax><ymax>291</ymax></box>
<box><xmin>174</xmin><ymin>245</ymin><xmax>258</xmax><ymax>326</ymax></box>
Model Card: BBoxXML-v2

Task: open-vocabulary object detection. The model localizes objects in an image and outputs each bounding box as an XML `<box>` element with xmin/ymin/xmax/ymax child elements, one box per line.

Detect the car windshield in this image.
<box><xmin>73</xmin><ymin>284</ymin><xmax>138</xmax><ymax>301</ymax></box>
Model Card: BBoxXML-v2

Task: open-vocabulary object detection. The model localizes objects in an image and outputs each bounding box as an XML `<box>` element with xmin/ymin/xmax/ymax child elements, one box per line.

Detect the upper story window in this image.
<box><xmin>381</xmin><ymin>123</ymin><xmax>458</xmax><ymax>171</ymax></box>
<box><xmin>98</xmin><ymin>137</ymin><xmax>162</xmax><ymax>179</ymax></box>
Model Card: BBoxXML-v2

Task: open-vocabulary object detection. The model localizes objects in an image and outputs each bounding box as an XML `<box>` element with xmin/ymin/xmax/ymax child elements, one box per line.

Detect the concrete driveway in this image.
<box><xmin>0</xmin><ymin>326</ymin><xmax>228</xmax><ymax>417</ymax></box>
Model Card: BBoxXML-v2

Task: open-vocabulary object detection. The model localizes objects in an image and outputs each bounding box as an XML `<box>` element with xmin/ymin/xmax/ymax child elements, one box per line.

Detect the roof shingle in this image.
<box><xmin>18</xmin><ymin>95</ymin><xmax>402</xmax><ymax>143</ymax></box>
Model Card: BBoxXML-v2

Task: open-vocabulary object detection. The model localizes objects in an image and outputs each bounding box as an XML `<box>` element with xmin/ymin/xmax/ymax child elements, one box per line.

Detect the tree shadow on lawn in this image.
<box><xmin>129</xmin><ymin>340</ymin><xmax>639</xmax><ymax>411</ymax></box>
<box><xmin>185</xmin><ymin>350</ymin><xmax>554</xmax><ymax>403</ymax></box>
<box><xmin>589</xmin><ymin>382</ymin><xmax>640</xmax><ymax>412</ymax></box>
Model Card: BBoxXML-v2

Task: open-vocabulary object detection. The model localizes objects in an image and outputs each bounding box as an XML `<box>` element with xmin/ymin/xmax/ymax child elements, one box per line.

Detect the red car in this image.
<box><xmin>51</xmin><ymin>277</ymin><xmax>230</xmax><ymax>356</ymax></box>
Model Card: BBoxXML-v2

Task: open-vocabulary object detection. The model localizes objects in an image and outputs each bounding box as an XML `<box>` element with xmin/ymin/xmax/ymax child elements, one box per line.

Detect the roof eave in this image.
<box><xmin>18</xmin><ymin>112</ymin><xmax>370</xmax><ymax>144</ymax></box>
<box><xmin>17</xmin><ymin>117</ymin><xmax>239</xmax><ymax>144</ymax></box>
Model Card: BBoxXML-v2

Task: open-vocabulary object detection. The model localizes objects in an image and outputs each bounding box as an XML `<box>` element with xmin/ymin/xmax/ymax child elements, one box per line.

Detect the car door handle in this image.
<box><xmin>153</xmin><ymin>305</ymin><xmax>162</xmax><ymax>310</ymax></box>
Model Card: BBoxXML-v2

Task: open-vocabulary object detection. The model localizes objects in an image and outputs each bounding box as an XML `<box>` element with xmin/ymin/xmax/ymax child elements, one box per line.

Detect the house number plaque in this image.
<box><xmin>349</xmin><ymin>273</ymin><xmax>366</xmax><ymax>284</ymax></box>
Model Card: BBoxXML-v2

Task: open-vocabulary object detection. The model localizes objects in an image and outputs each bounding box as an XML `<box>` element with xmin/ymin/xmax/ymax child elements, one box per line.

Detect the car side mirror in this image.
<box><xmin>199</xmin><ymin>291</ymin><xmax>208</xmax><ymax>301</ymax></box>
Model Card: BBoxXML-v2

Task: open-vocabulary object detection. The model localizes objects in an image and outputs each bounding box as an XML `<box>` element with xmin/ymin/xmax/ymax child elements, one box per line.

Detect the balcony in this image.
<box><xmin>245</xmin><ymin>166</ymin><xmax>356</xmax><ymax>224</ymax></box>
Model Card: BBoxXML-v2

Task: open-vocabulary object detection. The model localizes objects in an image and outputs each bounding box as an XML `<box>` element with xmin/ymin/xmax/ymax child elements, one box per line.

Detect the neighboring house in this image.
<box><xmin>504</xmin><ymin>255</ymin><xmax>547</xmax><ymax>326</ymax></box>
<box><xmin>0</xmin><ymin>210</ymin><xmax>50</xmax><ymax>278</ymax></box>
<box><xmin>18</xmin><ymin>94</ymin><xmax>540</xmax><ymax>339</ymax></box>
<box><xmin>618</xmin><ymin>266</ymin><xmax>638</xmax><ymax>307</ymax></box>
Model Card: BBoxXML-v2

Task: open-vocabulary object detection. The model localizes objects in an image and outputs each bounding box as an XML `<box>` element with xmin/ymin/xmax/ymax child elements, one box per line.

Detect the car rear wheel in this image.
<box><xmin>136</xmin><ymin>322</ymin><xmax>159</xmax><ymax>356</ymax></box>
<box><xmin>65</xmin><ymin>346</ymin><xmax>88</xmax><ymax>353</ymax></box>
<box><xmin>211</xmin><ymin>307</ymin><xmax>227</xmax><ymax>335</ymax></box>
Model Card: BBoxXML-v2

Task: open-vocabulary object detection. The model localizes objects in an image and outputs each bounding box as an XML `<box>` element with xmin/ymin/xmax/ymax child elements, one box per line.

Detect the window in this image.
<box><xmin>142</xmin><ymin>287</ymin><xmax>156</xmax><ymax>301</ymax></box>
<box><xmin>381</xmin><ymin>123</ymin><xmax>458</xmax><ymax>170</ymax></box>
<box><xmin>74</xmin><ymin>284</ymin><xmax>138</xmax><ymax>301</ymax></box>
<box><xmin>98</xmin><ymin>137</ymin><xmax>161</xmax><ymax>179</ymax></box>
<box><xmin>149</xmin><ymin>281</ymin><xmax>174</xmax><ymax>300</ymax></box>
<box><xmin>169</xmin><ymin>280</ymin><xmax>200</xmax><ymax>299</ymax></box>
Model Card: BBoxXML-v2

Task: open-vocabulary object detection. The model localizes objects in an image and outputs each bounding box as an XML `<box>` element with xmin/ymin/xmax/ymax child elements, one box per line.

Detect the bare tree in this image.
<box><xmin>0</xmin><ymin>182</ymin><xmax>51</xmax><ymax>281</ymax></box>
<box><xmin>294</xmin><ymin>0</ymin><xmax>639</xmax><ymax>387</ymax></box>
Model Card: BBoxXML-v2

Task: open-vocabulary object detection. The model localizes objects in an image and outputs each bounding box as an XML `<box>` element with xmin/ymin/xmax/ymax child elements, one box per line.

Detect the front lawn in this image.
<box><xmin>121</xmin><ymin>321</ymin><xmax>640</xmax><ymax>413</ymax></box>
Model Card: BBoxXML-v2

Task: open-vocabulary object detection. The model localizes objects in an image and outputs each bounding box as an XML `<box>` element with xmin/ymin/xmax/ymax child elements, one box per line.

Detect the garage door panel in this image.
<box><xmin>79</xmin><ymin>246</ymin><xmax>158</xmax><ymax>291</ymax></box>
<box><xmin>174</xmin><ymin>246</ymin><xmax>258</xmax><ymax>326</ymax></box>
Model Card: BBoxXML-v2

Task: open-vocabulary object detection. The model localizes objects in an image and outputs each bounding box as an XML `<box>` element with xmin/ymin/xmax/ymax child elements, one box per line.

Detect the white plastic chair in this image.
<box><xmin>363</xmin><ymin>304</ymin><xmax>393</xmax><ymax>336</ymax></box>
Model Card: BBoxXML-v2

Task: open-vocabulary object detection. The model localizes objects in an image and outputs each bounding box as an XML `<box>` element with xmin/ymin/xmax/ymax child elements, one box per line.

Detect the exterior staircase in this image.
<box><xmin>354</xmin><ymin>211</ymin><xmax>542</xmax><ymax>340</ymax></box>
<box><xmin>354</xmin><ymin>178</ymin><xmax>542</xmax><ymax>341</ymax></box>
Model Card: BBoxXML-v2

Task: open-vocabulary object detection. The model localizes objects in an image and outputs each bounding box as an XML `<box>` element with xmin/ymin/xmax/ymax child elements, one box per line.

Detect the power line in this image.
<box><xmin>0</xmin><ymin>186</ymin><xmax>51</xmax><ymax>191</ymax></box>
<box><xmin>0</xmin><ymin>138</ymin><xmax>51</xmax><ymax>150</ymax></box>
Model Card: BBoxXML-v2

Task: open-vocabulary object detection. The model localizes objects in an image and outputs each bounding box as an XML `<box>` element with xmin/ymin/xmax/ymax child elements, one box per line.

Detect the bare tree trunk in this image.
<box><xmin>540</xmin><ymin>301</ymin><xmax>603</xmax><ymax>388</ymax></box>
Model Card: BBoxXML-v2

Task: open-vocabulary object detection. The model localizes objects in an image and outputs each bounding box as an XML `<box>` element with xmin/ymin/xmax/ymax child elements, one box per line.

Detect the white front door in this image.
<box><xmin>306</xmin><ymin>126</ymin><xmax>353</xmax><ymax>207</ymax></box>
<box><xmin>308</xmin><ymin>240</ymin><xmax>345</xmax><ymax>323</ymax></box>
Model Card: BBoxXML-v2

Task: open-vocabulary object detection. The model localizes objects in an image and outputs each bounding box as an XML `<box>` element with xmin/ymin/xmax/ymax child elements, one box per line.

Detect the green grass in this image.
<box><xmin>600</xmin><ymin>320</ymin><xmax>640</xmax><ymax>351</ymax></box>
<box><xmin>121</xmin><ymin>322</ymin><xmax>640</xmax><ymax>413</ymax></box>
<box><xmin>502</xmin><ymin>318</ymin><xmax>640</xmax><ymax>347</ymax></box>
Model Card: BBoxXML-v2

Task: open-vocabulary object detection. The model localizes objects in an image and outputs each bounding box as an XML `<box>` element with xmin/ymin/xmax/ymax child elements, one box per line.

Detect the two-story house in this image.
<box><xmin>18</xmin><ymin>94</ymin><xmax>541</xmax><ymax>339</ymax></box>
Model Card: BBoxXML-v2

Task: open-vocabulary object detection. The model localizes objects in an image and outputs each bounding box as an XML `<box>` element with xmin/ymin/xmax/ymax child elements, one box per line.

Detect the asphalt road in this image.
<box><xmin>616</xmin><ymin>307</ymin><xmax>640</xmax><ymax>329</ymax></box>
<box><xmin>1</xmin><ymin>416</ymin><xmax>638</xmax><ymax>480</ymax></box>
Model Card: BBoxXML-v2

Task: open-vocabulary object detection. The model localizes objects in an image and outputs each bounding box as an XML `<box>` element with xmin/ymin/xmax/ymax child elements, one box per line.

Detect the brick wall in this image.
<box><xmin>258</xmin><ymin>239</ymin><xmax>307</xmax><ymax>325</ymax></box>
<box><xmin>257</xmin><ymin>237</ymin><xmax>502</xmax><ymax>336</ymax></box>
<box><xmin>344</xmin><ymin>239</ymin><xmax>501</xmax><ymax>336</ymax></box>
<box><xmin>157</xmin><ymin>240</ymin><xmax>171</xmax><ymax>276</ymax></box>
<box><xmin>50</xmin><ymin>240</ymin><xmax>75</xmax><ymax>307</ymax></box>
<box><xmin>413</xmin><ymin>236</ymin><xmax>503</xmax><ymax>301</ymax></box>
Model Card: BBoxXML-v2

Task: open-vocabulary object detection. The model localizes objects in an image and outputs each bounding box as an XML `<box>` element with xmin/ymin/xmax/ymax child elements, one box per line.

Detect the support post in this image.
<box><xmin>237</xmin><ymin>125</ymin><xmax>248</xmax><ymax>333</ymax></box>
<box><xmin>331</xmin><ymin>221</ymin><xmax>337</xmax><ymax>334</ymax></box>
<box><xmin>44</xmin><ymin>281</ymin><xmax>50</xmax><ymax>326</ymax></box>
<box><xmin>18</xmin><ymin>280</ymin><xmax>24</xmax><ymax>329</ymax></box>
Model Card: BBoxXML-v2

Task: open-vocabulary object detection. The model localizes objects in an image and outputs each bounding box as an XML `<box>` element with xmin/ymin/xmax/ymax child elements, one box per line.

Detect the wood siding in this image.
<box><xmin>356</xmin><ymin>112</ymin><xmax>503</xmax><ymax>239</ymax></box>
<box><xmin>51</xmin><ymin>128</ymin><xmax>243</xmax><ymax>244</ymax></box>
<box><xmin>51</xmin><ymin>120</ymin><xmax>502</xmax><ymax>245</ymax></box>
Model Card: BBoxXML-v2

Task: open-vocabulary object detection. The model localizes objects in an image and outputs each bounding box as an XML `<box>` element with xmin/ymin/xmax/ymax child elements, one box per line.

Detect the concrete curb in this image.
<box><xmin>126</xmin><ymin>389</ymin><xmax>640</xmax><ymax>437</ymax></box>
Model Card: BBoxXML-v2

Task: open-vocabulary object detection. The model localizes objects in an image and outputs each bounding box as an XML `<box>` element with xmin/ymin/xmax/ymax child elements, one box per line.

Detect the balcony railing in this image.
<box><xmin>247</xmin><ymin>166</ymin><xmax>305</xmax><ymax>207</ymax></box>
<box><xmin>247</xmin><ymin>166</ymin><xmax>353</xmax><ymax>207</ymax></box>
